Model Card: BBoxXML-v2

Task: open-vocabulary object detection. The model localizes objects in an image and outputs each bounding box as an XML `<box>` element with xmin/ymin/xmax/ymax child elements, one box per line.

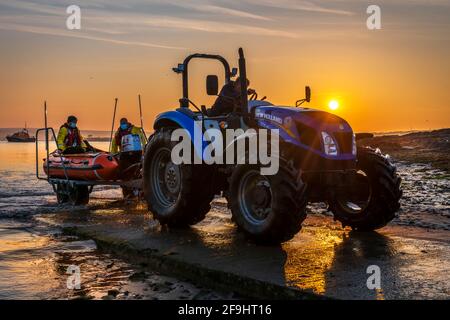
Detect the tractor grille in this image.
<box><xmin>296</xmin><ymin>122</ymin><xmax>322</xmax><ymax>151</ymax></box>
<box><xmin>333</xmin><ymin>132</ymin><xmax>353</xmax><ymax>154</ymax></box>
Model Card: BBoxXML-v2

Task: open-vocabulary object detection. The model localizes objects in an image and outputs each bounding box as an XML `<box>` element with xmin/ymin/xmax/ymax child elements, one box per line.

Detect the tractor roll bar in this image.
<box><xmin>176</xmin><ymin>53</ymin><xmax>232</xmax><ymax>107</ymax></box>
<box><xmin>238</xmin><ymin>48</ymin><xmax>249</xmax><ymax>118</ymax></box>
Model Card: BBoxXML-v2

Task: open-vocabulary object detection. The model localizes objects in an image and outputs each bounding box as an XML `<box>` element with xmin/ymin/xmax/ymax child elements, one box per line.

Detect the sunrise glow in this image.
<box><xmin>328</xmin><ymin>100</ymin><xmax>339</xmax><ymax>111</ymax></box>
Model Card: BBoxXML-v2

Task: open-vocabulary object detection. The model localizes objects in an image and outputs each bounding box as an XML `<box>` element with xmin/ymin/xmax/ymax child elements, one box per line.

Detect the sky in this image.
<box><xmin>0</xmin><ymin>0</ymin><xmax>449</xmax><ymax>132</ymax></box>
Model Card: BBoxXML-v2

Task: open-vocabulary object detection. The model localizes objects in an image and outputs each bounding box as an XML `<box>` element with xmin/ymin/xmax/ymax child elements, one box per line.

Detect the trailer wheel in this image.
<box><xmin>68</xmin><ymin>185</ymin><xmax>90</xmax><ymax>205</ymax></box>
<box><xmin>329</xmin><ymin>147</ymin><xmax>402</xmax><ymax>231</ymax></box>
<box><xmin>143</xmin><ymin>128</ymin><xmax>214</xmax><ymax>227</ymax></box>
<box><xmin>122</xmin><ymin>186</ymin><xmax>137</xmax><ymax>199</ymax></box>
<box><xmin>56</xmin><ymin>184</ymin><xmax>69</xmax><ymax>204</ymax></box>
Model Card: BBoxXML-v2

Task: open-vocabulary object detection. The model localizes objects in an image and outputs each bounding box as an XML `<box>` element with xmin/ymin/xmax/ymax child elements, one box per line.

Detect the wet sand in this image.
<box><xmin>0</xmin><ymin>217</ymin><xmax>235</xmax><ymax>300</ymax></box>
<box><xmin>42</xmin><ymin>201</ymin><xmax>450</xmax><ymax>300</ymax></box>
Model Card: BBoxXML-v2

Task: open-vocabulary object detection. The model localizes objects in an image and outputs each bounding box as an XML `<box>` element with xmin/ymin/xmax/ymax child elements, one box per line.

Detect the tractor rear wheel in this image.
<box><xmin>329</xmin><ymin>147</ymin><xmax>402</xmax><ymax>231</ymax></box>
<box><xmin>228</xmin><ymin>160</ymin><xmax>307</xmax><ymax>244</ymax></box>
<box><xmin>143</xmin><ymin>128</ymin><xmax>215</xmax><ymax>227</ymax></box>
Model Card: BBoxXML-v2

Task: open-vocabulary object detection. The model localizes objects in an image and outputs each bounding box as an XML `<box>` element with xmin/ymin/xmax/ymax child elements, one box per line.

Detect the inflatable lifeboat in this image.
<box><xmin>43</xmin><ymin>152</ymin><xmax>119</xmax><ymax>181</ymax></box>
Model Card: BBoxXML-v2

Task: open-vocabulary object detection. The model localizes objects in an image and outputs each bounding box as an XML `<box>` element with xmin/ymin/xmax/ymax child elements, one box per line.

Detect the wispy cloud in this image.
<box><xmin>0</xmin><ymin>0</ymin><xmax>302</xmax><ymax>48</ymax></box>
<box><xmin>172</xmin><ymin>2</ymin><xmax>272</xmax><ymax>21</ymax></box>
<box><xmin>88</xmin><ymin>14</ymin><xmax>298</xmax><ymax>38</ymax></box>
<box><xmin>0</xmin><ymin>21</ymin><xmax>184</xmax><ymax>49</ymax></box>
<box><xmin>161</xmin><ymin>0</ymin><xmax>272</xmax><ymax>21</ymax></box>
<box><xmin>243</xmin><ymin>0</ymin><xmax>354</xmax><ymax>16</ymax></box>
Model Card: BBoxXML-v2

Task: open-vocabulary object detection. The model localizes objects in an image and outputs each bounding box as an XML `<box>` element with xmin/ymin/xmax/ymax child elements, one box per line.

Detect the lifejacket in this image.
<box><xmin>114</xmin><ymin>126</ymin><xmax>133</xmax><ymax>147</ymax></box>
<box><xmin>61</xmin><ymin>123</ymin><xmax>82</xmax><ymax>147</ymax></box>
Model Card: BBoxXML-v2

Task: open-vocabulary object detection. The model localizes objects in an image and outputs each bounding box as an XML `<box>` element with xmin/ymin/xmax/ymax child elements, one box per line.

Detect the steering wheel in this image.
<box><xmin>181</xmin><ymin>98</ymin><xmax>205</xmax><ymax>115</ymax></box>
<box><xmin>249</xmin><ymin>91</ymin><xmax>258</xmax><ymax>101</ymax></box>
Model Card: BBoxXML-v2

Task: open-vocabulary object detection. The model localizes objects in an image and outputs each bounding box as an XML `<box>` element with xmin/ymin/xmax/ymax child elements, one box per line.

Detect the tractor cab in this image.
<box><xmin>170</xmin><ymin>50</ymin><xmax>255</xmax><ymax>131</ymax></box>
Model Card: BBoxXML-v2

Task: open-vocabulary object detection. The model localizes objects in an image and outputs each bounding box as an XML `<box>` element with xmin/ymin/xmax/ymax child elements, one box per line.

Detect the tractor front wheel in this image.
<box><xmin>329</xmin><ymin>147</ymin><xmax>402</xmax><ymax>231</ymax></box>
<box><xmin>228</xmin><ymin>160</ymin><xmax>307</xmax><ymax>244</ymax></box>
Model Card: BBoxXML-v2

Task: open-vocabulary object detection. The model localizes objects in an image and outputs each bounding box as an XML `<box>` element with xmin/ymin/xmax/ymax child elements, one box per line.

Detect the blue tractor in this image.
<box><xmin>143</xmin><ymin>48</ymin><xmax>402</xmax><ymax>244</ymax></box>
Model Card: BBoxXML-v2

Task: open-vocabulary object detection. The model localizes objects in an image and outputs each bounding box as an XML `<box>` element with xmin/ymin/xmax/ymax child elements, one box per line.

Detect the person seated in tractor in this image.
<box><xmin>111</xmin><ymin>118</ymin><xmax>146</xmax><ymax>180</ymax></box>
<box><xmin>207</xmin><ymin>77</ymin><xmax>255</xmax><ymax>117</ymax></box>
<box><xmin>56</xmin><ymin>115</ymin><xmax>87</xmax><ymax>154</ymax></box>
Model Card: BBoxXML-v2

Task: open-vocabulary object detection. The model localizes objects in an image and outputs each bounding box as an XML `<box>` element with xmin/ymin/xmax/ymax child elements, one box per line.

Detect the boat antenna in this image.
<box><xmin>44</xmin><ymin>101</ymin><xmax>49</xmax><ymax>152</ymax></box>
<box><xmin>138</xmin><ymin>94</ymin><xmax>147</xmax><ymax>141</ymax></box>
<box><xmin>109</xmin><ymin>98</ymin><xmax>118</xmax><ymax>152</ymax></box>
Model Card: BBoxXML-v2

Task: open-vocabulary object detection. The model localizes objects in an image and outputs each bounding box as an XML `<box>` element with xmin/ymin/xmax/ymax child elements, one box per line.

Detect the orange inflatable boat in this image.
<box><xmin>43</xmin><ymin>152</ymin><xmax>120</xmax><ymax>181</ymax></box>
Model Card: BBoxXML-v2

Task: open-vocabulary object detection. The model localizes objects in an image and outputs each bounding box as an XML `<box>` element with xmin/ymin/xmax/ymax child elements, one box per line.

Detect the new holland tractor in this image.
<box><xmin>143</xmin><ymin>48</ymin><xmax>402</xmax><ymax>244</ymax></box>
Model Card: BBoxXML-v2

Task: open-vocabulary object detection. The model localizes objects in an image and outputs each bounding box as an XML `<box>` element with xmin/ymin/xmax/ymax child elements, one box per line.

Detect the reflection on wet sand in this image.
<box><xmin>0</xmin><ymin>219</ymin><xmax>138</xmax><ymax>299</ymax></box>
<box><xmin>282</xmin><ymin>227</ymin><xmax>344</xmax><ymax>296</ymax></box>
<box><xmin>0</xmin><ymin>217</ymin><xmax>234</xmax><ymax>300</ymax></box>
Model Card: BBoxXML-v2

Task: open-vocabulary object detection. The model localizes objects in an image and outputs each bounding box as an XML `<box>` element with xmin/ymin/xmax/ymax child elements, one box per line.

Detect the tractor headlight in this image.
<box><xmin>352</xmin><ymin>133</ymin><xmax>357</xmax><ymax>156</ymax></box>
<box><xmin>321</xmin><ymin>132</ymin><xmax>338</xmax><ymax>156</ymax></box>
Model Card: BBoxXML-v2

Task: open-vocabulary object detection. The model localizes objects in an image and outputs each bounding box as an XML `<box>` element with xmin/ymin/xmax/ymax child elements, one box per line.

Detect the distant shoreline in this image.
<box><xmin>1</xmin><ymin>127</ymin><xmax>448</xmax><ymax>141</ymax></box>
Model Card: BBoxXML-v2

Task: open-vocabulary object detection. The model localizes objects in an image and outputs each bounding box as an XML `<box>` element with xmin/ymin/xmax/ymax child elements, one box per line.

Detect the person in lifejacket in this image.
<box><xmin>112</xmin><ymin>118</ymin><xmax>146</xmax><ymax>197</ymax></box>
<box><xmin>111</xmin><ymin>118</ymin><xmax>146</xmax><ymax>153</ymax></box>
<box><xmin>56</xmin><ymin>115</ymin><xmax>87</xmax><ymax>154</ymax></box>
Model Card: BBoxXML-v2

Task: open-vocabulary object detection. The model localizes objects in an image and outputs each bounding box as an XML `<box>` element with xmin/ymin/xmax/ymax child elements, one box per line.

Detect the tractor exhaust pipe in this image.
<box><xmin>238</xmin><ymin>48</ymin><xmax>249</xmax><ymax>118</ymax></box>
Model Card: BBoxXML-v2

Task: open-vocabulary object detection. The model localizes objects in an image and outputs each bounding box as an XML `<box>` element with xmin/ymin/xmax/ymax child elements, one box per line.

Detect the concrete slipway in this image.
<box><xmin>38</xmin><ymin>200</ymin><xmax>450</xmax><ymax>300</ymax></box>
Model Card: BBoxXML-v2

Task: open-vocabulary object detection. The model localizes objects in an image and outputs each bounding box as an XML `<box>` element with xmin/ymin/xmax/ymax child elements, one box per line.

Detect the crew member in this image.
<box><xmin>56</xmin><ymin>115</ymin><xmax>87</xmax><ymax>154</ymax></box>
<box><xmin>112</xmin><ymin>118</ymin><xmax>146</xmax><ymax>185</ymax></box>
<box><xmin>111</xmin><ymin>118</ymin><xmax>146</xmax><ymax>153</ymax></box>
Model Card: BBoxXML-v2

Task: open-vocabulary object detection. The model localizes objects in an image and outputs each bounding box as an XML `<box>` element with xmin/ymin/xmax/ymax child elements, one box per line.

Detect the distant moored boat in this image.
<box><xmin>6</xmin><ymin>125</ymin><xmax>36</xmax><ymax>143</ymax></box>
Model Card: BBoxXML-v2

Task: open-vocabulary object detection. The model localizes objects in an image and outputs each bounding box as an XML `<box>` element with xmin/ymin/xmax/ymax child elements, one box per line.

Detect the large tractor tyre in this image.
<box><xmin>228</xmin><ymin>160</ymin><xmax>307</xmax><ymax>244</ymax></box>
<box><xmin>143</xmin><ymin>128</ymin><xmax>215</xmax><ymax>227</ymax></box>
<box><xmin>329</xmin><ymin>147</ymin><xmax>402</xmax><ymax>231</ymax></box>
<box><xmin>68</xmin><ymin>185</ymin><xmax>90</xmax><ymax>206</ymax></box>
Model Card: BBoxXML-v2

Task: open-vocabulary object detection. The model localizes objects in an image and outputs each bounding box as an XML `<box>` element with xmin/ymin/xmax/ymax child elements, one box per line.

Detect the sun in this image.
<box><xmin>328</xmin><ymin>100</ymin><xmax>339</xmax><ymax>110</ymax></box>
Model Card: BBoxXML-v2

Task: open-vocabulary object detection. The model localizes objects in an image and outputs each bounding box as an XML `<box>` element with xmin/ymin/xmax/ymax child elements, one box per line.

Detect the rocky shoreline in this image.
<box><xmin>357</xmin><ymin>128</ymin><xmax>450</xmax><ymax>173</ymax></box>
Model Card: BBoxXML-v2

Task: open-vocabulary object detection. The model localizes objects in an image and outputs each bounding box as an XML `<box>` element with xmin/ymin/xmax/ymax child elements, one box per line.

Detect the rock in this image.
<box><xmin>129</xmin><ymin>271</ymin><xmax>147</xmax><ymax>282</ymax></box>
<box><xmin>107</xmin><ymin>289</ymin><xmax>120</xmax><ymax>297</ymax></box>
<box><xmin>355</xmin><ymin>133</ymin><xmax>374</xmax><ymax>141</ymax></box>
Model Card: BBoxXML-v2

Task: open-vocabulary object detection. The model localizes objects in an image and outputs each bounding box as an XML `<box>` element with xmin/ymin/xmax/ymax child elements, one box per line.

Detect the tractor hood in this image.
<box><xmin>251</xmin><ymin>101</ymin><xmax>355</xmax><ymax>160</ymax></box>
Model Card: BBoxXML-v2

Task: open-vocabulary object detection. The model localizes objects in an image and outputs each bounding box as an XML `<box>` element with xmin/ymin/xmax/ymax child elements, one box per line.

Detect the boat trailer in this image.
<box><xmin>35</xmin><ymin>101</ymin><xmax>143</xmax><ymax>205</ymax></box>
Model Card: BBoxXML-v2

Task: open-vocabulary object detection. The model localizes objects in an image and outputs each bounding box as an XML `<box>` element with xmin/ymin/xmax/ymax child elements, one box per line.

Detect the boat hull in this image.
<box><xmin>6</xmin><ymin>136</ymin><xmax>36</xmax><ymax>142</ymax></box>
<box><xmin>43</xmin><ymin>152</ymin><xmax>120</xmax><ymax>181</ymax></box>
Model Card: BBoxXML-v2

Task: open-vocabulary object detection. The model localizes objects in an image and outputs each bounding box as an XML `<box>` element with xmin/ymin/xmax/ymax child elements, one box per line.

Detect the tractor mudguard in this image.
<box><xmin>153</xmin><ymin>110</ymin><xmax>205</xmax><ymax>161</ymax></box>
